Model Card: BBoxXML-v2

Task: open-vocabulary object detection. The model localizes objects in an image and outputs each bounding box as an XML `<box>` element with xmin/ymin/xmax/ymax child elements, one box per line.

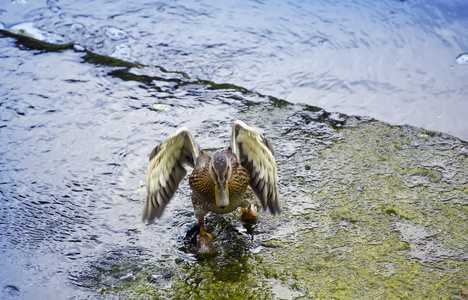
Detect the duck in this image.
<box><xmin>143</xmin><ymin>120</ymin><xmax>280</xmax><ymax>248</ymax></box>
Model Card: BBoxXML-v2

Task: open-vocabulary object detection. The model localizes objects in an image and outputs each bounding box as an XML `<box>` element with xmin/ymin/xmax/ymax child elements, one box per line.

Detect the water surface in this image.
<box><xmin>1</xmin><ymin>0</ymin><xmax>467</xmax><ymax>139</ymax></box>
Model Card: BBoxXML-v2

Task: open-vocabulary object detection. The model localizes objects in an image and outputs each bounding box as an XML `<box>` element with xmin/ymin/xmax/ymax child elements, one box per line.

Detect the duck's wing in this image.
<box><xmin>143</xmin><ymin>128</ymin><xmax>199</xmax><ymax>222</ymax></box>
<box><xmin>231</xmin><ymin>120</ymin><xmax>280</xmax><ymax>214</ymax></box>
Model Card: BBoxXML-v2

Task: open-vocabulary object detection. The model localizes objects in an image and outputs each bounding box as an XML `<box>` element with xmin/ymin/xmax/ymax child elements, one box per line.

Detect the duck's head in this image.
<box><xmin>209</xmin><ymin>152</ymin><xmax>232</xmax><ymax>209</ymax></box>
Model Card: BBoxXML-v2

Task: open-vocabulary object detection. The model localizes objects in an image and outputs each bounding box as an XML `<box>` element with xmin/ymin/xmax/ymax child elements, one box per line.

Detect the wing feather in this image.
<box><xmin>143</xmin><ymin>128</ymin><xmax>199</xmax><ymax>222</ymax></box>
<box><xmin>231</xmin><ymin>120</ymin><xmax>280</xmax><ymax>214</ymax></box>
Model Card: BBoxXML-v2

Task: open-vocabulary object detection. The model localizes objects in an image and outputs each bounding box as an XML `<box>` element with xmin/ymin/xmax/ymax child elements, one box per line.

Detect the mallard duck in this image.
<box><xmin>143</xmin><ymin>120</ymin><xmax>280</xmax><ymax>247</ymax></box>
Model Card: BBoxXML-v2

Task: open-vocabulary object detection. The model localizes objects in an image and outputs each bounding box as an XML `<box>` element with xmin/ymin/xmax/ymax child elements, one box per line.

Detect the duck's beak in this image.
<box><xmin>215</xmin><ymin>183</ymin><xmax>229</xmax><ymax>209</ymax></box>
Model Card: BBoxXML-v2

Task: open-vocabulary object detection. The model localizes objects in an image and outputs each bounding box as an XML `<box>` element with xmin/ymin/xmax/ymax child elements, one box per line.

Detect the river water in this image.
<box><xmin>1</xmin><ymin>0</ymin><xmax>467</xmax><ymax>140</ymax></box>
<box><xmin>0</xmin><ymin>1</ymin><xmax>467</xmax><ymax>299</ymax></box>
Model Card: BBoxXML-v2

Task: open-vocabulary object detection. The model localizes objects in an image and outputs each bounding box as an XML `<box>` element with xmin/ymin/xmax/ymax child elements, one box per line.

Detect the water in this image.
<box><xmin>1</xmin><ymin>0</ymin><xmax>467</xmax><ymax>140</ymax></box>
<box><xmin>1</xmin><ymin>1</ymin><xmax>467</xmax><ymax>299</ymax></box>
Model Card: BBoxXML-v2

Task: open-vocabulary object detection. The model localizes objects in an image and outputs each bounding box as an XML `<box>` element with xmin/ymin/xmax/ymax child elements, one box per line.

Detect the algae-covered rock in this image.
<box><xmin>254</xmin><ymin>116</ymin><xmax>468</xmax><ymax>299</ymax></box>
<box><xmin>97</xmin><ymin>104</ymin><xmax>467</xmax><ymax>299</ymax></box>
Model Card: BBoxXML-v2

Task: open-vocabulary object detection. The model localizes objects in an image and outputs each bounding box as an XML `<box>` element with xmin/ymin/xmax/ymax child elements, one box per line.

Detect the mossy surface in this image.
<box><xmin>253</xmin><ymin>119</ymin><xmax>468</xmax><ymax>299</ymax></box>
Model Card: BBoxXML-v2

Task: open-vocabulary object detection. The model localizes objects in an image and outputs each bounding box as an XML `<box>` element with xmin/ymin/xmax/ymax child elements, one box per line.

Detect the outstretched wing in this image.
<box><xmin>231</xmin><ymin>120</ymin><xmax>280</xmax><ymax>214</ymax></box>
<box><xmin>143</xmin><ymin>128</ymin><xmax>199</xmax><ymax>222</ymax></box>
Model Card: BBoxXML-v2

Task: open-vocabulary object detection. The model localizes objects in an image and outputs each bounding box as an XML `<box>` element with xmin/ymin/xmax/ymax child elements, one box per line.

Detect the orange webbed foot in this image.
<box><xmin>196</xmin><ymin>232</ymin><xmax>213</xmax><ymax>250</ymax></box>
<box><xmin>196</xmin><ymin>217</ymin><xmax>214</xmax><ymax>251</ymax></box>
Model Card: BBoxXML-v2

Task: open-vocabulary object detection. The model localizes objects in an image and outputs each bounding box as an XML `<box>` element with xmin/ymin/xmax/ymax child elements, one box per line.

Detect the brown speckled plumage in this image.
<box><xmin>189</xmin><ymin>148</ymin><xmax>252</xmax><ymax>218</ymax></box>
<box><xmin>143</xmin><ymin>120</ymin><xmax>280</xmax><ymax>247</ymax></box>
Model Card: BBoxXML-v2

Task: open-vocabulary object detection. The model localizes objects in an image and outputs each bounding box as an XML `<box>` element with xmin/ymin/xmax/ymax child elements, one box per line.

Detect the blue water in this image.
<box><xmin>1</xmin><ymin>0</ymin><xmax>467</xmax><ymax>140</ymax></box>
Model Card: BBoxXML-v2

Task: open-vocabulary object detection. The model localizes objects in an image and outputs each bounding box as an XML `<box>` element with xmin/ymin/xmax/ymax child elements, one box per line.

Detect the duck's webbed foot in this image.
<box><xmin>196</xmin><ymin>217</ymin><xmax>213</xmax><ymax>251</ymax></box>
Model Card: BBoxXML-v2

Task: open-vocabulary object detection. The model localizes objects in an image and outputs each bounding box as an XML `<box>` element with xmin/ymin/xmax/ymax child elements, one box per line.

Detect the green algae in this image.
<box><xmin>81</xmin><ymin>50</ymin><xmax>143</xmax><ymax>68</ymax></box>
<box><xmin>0</xmin><ymin>28</ymin><xmax>74</xmax><ymax>52</ymax></box>
<box><xmin>168</xmin><ymin>257</ymin><xmax>275</xmax><ymax>300</ymax></box>
<box><xmin>252</xmin><ymin>118</ymin><xmax>468</xmax><ymax>299</ymax></box>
